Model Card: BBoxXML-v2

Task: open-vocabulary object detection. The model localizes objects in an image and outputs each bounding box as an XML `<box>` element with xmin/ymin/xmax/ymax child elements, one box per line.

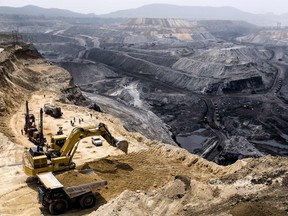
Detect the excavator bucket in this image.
<box><xmin>114</xmin><ymin>138</ymin><xmax>128</xmax><ymax>154</ymax></box>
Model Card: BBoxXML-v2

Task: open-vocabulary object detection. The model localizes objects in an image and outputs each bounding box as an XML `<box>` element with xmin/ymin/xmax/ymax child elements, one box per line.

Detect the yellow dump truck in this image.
<box><xmin>37</xmin><ymin>171</ymin><xmax>107</xmax><ymax>215</ymax></box>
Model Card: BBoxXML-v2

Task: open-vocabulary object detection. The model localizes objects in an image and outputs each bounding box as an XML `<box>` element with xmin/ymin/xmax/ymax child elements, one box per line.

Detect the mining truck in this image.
<box><xmin>37</xmin><ymin>171</ymin><xmax>107</xmax><ymax>215</ymax></box>
<box><xmin>43</xmin><ymin>103</ymin><xmax>63</xmax><ymax>118</ymax></box>
<box><xmin>23</xmin><ymin>123</ymin><xmax>128</xmax><ymax>177</ymax></box>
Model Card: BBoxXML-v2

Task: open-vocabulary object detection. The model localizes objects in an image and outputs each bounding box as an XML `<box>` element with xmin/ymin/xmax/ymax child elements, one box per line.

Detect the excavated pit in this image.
<box><xmin>1</xmin><ymin>24</ymin><xmax>288</xmax><ymax>215</ymax></box>
<box><xmin>1</xmin><ymin>17</ymin><xmax>288</xmax><ymax>165</ymax></box>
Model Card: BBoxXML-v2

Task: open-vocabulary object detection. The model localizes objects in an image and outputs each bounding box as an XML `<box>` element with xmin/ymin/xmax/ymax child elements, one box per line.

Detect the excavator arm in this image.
<box><xmin>59</xmin><ymin>123</ymin><xmax>128</xmax><ymax>157</ymax></box>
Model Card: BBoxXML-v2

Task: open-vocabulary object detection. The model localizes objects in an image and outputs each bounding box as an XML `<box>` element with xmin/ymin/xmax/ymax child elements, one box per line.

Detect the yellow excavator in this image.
<box><xmin>23</xmin><ymin>123</ymin><xmax>128</xmax><ymax>177</ymax></box>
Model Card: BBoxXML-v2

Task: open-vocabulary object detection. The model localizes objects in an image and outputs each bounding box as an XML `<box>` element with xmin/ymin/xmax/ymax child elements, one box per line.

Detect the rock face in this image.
<box><xmin>237</xmin><ymin>29</ymin><xmax>288</xmax><ymax>46</ymax></box>
<box><xmin>122</xmin><ymin>18</ymin><xmax>216</xmax><ymax>42</ymax></box>
<box><xmin>83</xmin><ymin>44</ymin><xmax>275</xmax><ymax>94</ymax></box>
<box><xmin>0</xmin><ymin>44</ymin><xmax>71</xmax><ymax>91</ymax></box>
<box><xmin>219</xmin><ymin>136</ymin><xmax>264</xmax><ymax>165</ymax></box>
<box><xmin>0</xmin><ymin>43</ymin><xmax>92</xmax><ymax>137</ymax></box>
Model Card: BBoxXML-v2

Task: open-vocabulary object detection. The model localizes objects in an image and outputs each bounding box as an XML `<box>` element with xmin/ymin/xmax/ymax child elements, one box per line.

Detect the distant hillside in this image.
<box><xmin>100</xmin><ymin>4</ymin><xmax>285</xmax><ymax>26</ymax></box>
<box><xmin>0</xmin><ymin>4</ymin><xmax>286</xmax><ymax>26</ymax></box>
<box><xmin>0</xmin><ymin>5</ymin><xmax>95</xmax><ymax>18</ymax></box>
<box><xmin>198</xmin><ymin>20</ymin><xmax>258</xmax><ymax>40</ymax></box>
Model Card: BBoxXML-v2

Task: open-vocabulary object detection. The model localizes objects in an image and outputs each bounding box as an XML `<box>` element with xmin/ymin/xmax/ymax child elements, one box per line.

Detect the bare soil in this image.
<box><xmin>55</xmin><ymin>170</ymin><xmax>103</xmax><ymax>188</ymax></box>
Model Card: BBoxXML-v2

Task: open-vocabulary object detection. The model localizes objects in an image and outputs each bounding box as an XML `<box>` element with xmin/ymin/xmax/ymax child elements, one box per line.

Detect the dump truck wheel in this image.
<box><xmin>79</xmin><ymin>193</ymin><xmax>96</xmax><ymax>209</ymax></box>
<box><xmin>49</xmin><ymin>199</ymin><xmax>68</xmax><ymax>215</ymax></box>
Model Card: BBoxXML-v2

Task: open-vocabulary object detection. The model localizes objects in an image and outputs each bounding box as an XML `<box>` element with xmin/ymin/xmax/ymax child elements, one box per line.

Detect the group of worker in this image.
<box><xmin>70</xmin><ymin>116</ymin><xmax>85</xmax><ymax>126</ymax></box>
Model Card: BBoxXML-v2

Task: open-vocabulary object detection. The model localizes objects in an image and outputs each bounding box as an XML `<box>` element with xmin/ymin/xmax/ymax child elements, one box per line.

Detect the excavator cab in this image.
<box><xmin>50</xmin><ymin>135</ymin><xmax>67</xmax><ymax>152</ymax></box>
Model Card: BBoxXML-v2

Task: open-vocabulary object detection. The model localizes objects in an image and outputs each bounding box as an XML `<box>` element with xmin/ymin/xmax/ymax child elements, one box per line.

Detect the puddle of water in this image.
<box><xmin>176</xmin><ymin>134</ymin><xmax>207</xmax><ymax>152</ymax></box>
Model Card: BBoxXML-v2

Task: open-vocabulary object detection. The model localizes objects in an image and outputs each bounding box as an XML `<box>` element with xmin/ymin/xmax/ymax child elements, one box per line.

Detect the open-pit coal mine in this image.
<box><xmin>3</xmin><ymin>15</ymin><xmax>288</xmax><ymax>165</ymax></box>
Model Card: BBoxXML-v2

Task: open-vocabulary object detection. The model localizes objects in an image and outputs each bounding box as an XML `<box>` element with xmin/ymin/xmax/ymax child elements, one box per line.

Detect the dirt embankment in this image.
<box><xmin>0</xmin><ymin>45</ymin><xmax>71</xmax><ymax>136</ymax></box>
<box><xmin>91</xmin><ymin>154</ymin><xmax>288</xmax><ymax>216</ymax></box>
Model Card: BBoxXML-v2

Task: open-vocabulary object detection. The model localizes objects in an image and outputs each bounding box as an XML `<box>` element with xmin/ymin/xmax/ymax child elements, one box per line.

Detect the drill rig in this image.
<box><xmin>24</xmin><ymin>101</ymin><xmax>46</xmax><ymax>146</ymax></box>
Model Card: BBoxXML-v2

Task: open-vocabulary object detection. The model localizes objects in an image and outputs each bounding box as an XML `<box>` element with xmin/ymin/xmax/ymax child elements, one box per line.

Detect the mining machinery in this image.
<box><xmin>23</xmin><ymin>123</ymin><xmax>128</xmax><ymax>177</ymax></box>
<box><xmin>43</xmin><ymin>103</ymin><xmax>63</xmax><ymax>118</ymax></box>
<box><xmin>24</xmin><ymin>101</ymin><xmax>46</xmax><ymax>146</ymax></box>
<box><xmin>37</xmin><ymin>171</ymin><xmax>107</xmax><ymax>215</ymax></box>
<box><xmin>24</xmin><ymin>100</ymin><xmax>36</xmax><ymax>134</ymax></box>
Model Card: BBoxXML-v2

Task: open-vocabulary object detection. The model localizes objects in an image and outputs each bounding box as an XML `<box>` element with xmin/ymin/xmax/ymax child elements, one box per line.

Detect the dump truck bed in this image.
<box><xmin>64</xmin><ymin>180</ymin><xmax>107</xmax><ymax>198</ymax></box>
<box><xmin>37</xmin><ymin>171</ymin><xmax>107</xmax><ymax>198</ymax></box>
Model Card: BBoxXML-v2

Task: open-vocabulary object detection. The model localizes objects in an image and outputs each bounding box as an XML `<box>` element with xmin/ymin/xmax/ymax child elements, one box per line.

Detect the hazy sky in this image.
<box><xmin>0</xmin><ymin>0</ymin><xmax>287</xmax><ymax>15</ymax></box>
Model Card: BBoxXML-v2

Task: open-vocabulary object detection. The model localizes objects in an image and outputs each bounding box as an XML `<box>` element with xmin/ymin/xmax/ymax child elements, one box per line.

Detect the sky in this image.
<box><xmin>0</xmin><ymin>0</ymin><xmax>287</xmax><ymax>15</ymax></box>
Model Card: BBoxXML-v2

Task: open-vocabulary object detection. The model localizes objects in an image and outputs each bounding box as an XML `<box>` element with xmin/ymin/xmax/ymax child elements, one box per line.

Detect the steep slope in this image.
<box><xmin>0</xmin><ymin>43</ymin><xmax>101</xmax><ymax>138</ymax></box>
<box><xmin>121</xmin><ymin>18</ymin><xmax>216</xmax><ymax>42</ymax></box>
<box><xmin>0</xmin><ymin>44</ymin><xmax>71</xmax><ymax>134</ymax></box>
<box><xmin>84</xmin><ymin>45</ymin><xmax>276</xmax><ymax>94</ymax></box>
<box><xmin>237</xmin><ymin>28</ymin><xmax>288</xmax><ymax>46</ymax></box>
